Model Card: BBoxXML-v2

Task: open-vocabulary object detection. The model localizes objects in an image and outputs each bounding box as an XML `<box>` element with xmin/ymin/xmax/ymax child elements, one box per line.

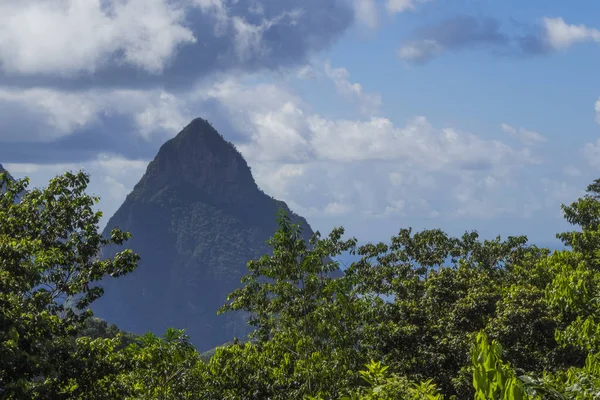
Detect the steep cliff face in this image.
<box><xmin>92</xmin><ymin>118</ymin><xmax>316</xmax><ymax>351</ymax></box>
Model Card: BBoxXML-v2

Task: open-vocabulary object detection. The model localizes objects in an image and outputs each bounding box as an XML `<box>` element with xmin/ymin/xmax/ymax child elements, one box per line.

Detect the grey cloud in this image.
<box><xmin>398</xmin><ymin>16</ymin><xmax>552</xmax><ymax>64</ymax></box>
<box><xmin>0</xmin><ymin>99</ymin><xmax>253</xmax><ymax>164</ymax></box>
<box><xmin>0</xmin><ymin>116</ymin><xmax>155</xmax><ymax>164</ymax></box>
<box><xmin>416</xmin><ymin>16</ymin><xmax>508</xmax><ymax>47</ymax></box>
<box><xmin>457</xmin><ymin>159</ymin><xmax>493</xmax><ymax>171</ymax></box>
<box><xmin>0</xmin><ymin>0</ymin><xmax>354</xmax><ymax>90</ymax></box>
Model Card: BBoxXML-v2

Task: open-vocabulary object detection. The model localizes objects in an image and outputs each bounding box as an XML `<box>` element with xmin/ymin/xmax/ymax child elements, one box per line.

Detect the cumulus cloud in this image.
<box><xmin>354</xmin><ymin>0</ymin><xmax>379</xmax><ymax>29</ymax></box>
<box><xmin>4</xmin><ymin>153</ymin><xmax>148</xmax><ymax>227</ymax></box>
<box><xmin>185</xmin><ymin>75</ymin><xmax>546</xmax><ymax>221</ymax></box>
<box><xmin>540</xmin><ymin>178</ymin><xmax>582</xmax><ymax>211</ymax></box>
<box><xmin>543</xmin><ymin>17</ymin><xmax>600</xmax><ymax>50</ymax></box>
<box><xmin>0</xmin><ymin>55</ymin><xmax>556</xmax><ymax>227</ymax></box>
<box><xmin>501</xmin><ymin>123</ymin><xmax>547</xmax><ymax>146</ymax></box>
<box><xmin>397</xmin><ymin>15</ymin><xmax>600</xmax><ymax>64</ymax></box>
<box><xmin>200</xmin><ymin>76</ymin><xmax>531</xmax><ymax>172</ymax></box>
<box><xmin>0</xmin><ymin>0</ymin><xmax>195</xmax><ymax>76</ymax></box>
<box><xmin>584</xmin><ymin>139</ymin><xmax>600</xmax><ymax>168</ymax></box>
<box><xmin>324</xmin><ymin>201</ymin><xmax>355</xmax><ymax>216</ymax></box>
<box><xmin>324</xmin><ymin>61</ymin><xmax>381</xmax><ymax>115</ymax></box>
<box><xmin>4</xmin><ymin>153</ymin><xmax>147</xmax><ymax>180</ymax></box>
<box><xmin>0</xmin><ymin>0</ymin><xmax>354</xmax><ymax>89</ymax></box>
<box><xmin>0</xmin><ymin>87</ymin><xmax>191</xmax><ymax>142</ymax></box>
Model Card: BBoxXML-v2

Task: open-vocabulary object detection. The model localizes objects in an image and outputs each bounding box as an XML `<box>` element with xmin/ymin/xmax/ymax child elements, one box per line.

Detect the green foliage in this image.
<box><xmin>78</xmin><ymin>317</ymin><xmax>137</xmax><ymax>348</ymax></box>
<box><xmin>471</xmin><ymin>332</ymin><xmax>528</xmax><ymax>400</ymax></box>
<box><xmin>215</xmin><ymin>210</ymin><xmax>364</xmax><ymax>398</ymax></box>
<box><xmin>120</xmin><ymin>328</ymin><xmax>203</xmax><ymax>400</ymax></box>
<box><xmin>307</xmin><ymin>360</ymin><xmax>444</xmax><ymax>400</ymax></box>
<box><xmin>347</xmin><ymin>360</ymin><xmax>444</xmax><ymax>400</ymax></box>
<box><xmin>8</xmin><ymin>171</ymin><xmax>600</xmax><ymax>400</ymax></box>
<box><xmin>340</xmin><ymin>226</ymin><xmax>550</xmax><ymax>397</ymax></box>
<box><xmin>0</xmin><ymin>171</ymin><xmax>139</xmax><ymax>398</ymax></box>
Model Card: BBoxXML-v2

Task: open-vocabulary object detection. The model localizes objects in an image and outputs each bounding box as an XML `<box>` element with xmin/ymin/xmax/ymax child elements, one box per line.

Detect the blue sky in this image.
<box><xmin>1</xmin><ymin>0</ymin><xmax>599</xmax><ymax>246</ymax></box>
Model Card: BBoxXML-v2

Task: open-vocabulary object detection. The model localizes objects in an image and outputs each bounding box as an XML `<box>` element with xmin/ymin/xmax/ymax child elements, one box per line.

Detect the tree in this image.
<box><xmin>120</xmin><ymin>328</ymin><xmax>203</xmax><ymax>400</ymax></box>
<box><xmin>0</xmin><ymin>171</ymin><xmax>139</xmax><ymax>398</ymax></box>
<box><xmin>216</xmin><ymin>210</ymin><xmax>366</xmax><ymax>398</ymax></box>
<box><xmin>341</xmin><ymin>227</ymin><xmax>550</xmax><ymax>397</ymax></box>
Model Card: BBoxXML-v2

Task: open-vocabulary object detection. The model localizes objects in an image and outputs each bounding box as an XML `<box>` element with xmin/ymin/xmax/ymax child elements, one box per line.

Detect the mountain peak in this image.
<box><xmin>95</xmin><ymin>117</ymin><xmax>317</xmax><ymax>350</ymax></box>
<box><xmin>131</xmin><ymin>118</ymin><xmax>257</xmax><ymax>204</ymax></box>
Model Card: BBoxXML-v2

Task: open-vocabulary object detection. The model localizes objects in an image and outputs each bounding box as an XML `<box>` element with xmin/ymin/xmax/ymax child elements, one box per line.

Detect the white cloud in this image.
<box><xmin>324</xmin><ymin>202</ymin><xmax>354</xmax><ymax>216</ymax></box>
<box><xmin>563</xmin><ymin>165</ymin><xmax>581</xmax><ymax>177</ymax></box>
<box><xmin>0</xmin><ymin>88</ymin><xmax>107</xmax><ymax>139</ymax></box>
<box><xmin>324</xmin><ymin>61</ymin><xmax>382</xmax><ymax>114</ymax></box>
<box><xmin>249</xmin><ymin>163</ymin><xmax>306</xmax><ymax>198</ymax></box>
<box><xmin>5</xmin><ymin>153</ymin><xmax>148</xmax><ymax>228</ymax></box>
<box><xmin>307</xmin><ymin>116</ymin><xmax>531</xmax><ymax>169</ymax></box>
<box><xmin>197</xmin><ymin>76</ymin><xmax>535</xmax><ymax>171</ymax></box>
<box><xmin>7</xmin><ymin>153</ymin><xmax>147</xmax><ymax>181</ymax></box>
<box><xmin>0</xmin><ymin>0</ymin><xmax>316</xmax><ymax>77</ymax></box>
<box><xmin>200</xmin><ymin>76</ymin><xmax>530</xmax><ymax>171</ymax></box>
<box><xmin>0</xmin><ymin>87</ymin><xmax>191</xmax><ymax>141</ymax></box>
<box><xmin>540</xmin><ymin>178</ymin><xmax>581</xmax><ymax>211</ymax></box>
<box><xmin>501</xmin><ymin>123</ymin><xmax>547</xmax><ymax>146</ymax></box>
<box><xmin>95</xmin><ymin>154</ymin><xmax>148</xmax><ymax>178</ymax></box>
<box><xmin>199</xmin><ymin>78</ymin><xmax>304</xmax><ymax>116</ymax></box>
<box><xmin>354</xmin><ymin>0</ymin><xmax>379</xmax><ymax>29</ymax></box>
<box><xmin>0</xmin><ymin>66</ymin><xmax>556</xmax><ymax>225</ymax></box>
<box><xmin>0</xmin><ymin>0</ymin><xmax>195</xmax><ymax>75</ymax></box>
<box><xmin>190</xmin><ymin>74</ymin><xmax>546</xmax><ymax>221</ymax></box>
<box><xmin>103</xmin><ymin>176</ymin><xmax>131</xmax><ymax>200</ymax></box>
<box><xmin>2</xmin><ymin>163</ymin><xmax>42</xmax><ymax>175</ymax></box>
<box><xmin>584</xmin><ymin>139</ymin><xmax>600</xmax><ymax>168</ymax></box>
<box><xmin>241</xmin><ymin>102</ymin><xmax>314</xmax><ymax>162</ymax></box>
<box><xmin>543</xmin><ymin>17</ymin><xmax>600</xmax><ymax>50</ymax></box>
<box><xmin>381</xmin><ymin>199</ymin><xmax>406</xmax><ymax>216</ymax></box>
<box><xmin>386</xmin><ymin>0</ymin><xmax>433</xmax><ymax>14</ymax></box>
<box><xmin>582</xmin><ymin>99</ymin><xmax>600</xmax><ymax>168</ymax></box>
<box><xmin>397</xmin><ymin>39</ymin><xmax>443</xmax><ymax>63</ymax></box>
<box><xmin>296</xmin><ymin>65</ymin><xmax>317</xmax><ymax>80</ymax></box>
<box><xmin>133</xmin><ymin>92</ymin><xmax>191</xmax><ymax>139</ymax></box>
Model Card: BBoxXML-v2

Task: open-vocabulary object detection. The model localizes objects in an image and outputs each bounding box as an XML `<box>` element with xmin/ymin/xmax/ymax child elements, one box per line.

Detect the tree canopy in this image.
<box><xmin>4</xmin><ymin>170</ymin><xmax>600</xmax><ymax>399</ymax></box>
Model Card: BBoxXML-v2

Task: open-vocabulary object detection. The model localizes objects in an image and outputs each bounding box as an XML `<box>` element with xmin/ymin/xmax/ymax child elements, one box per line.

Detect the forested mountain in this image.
<box><xmin>92</xmin><ymin>118</ymin><xmax>318</xmax><ymax>351</ymax></box>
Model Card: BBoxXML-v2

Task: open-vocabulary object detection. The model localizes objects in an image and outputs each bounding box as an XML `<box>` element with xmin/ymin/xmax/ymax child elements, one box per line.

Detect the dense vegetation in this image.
<box><xmin>3</xmin><ymin>169</ymin><xmax>600</xmax><ymax>399</ymax></box>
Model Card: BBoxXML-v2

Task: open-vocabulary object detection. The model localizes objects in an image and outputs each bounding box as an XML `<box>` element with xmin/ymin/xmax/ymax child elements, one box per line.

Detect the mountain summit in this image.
<box><xmin>131</xmin><ymin>118</ymin><xmax>259</xmax><ymax>207</ymax></box>
<box><xmin>93</xmin><ymin>118</ymin><xmax>316</xmax><ymax>350</ymax></box>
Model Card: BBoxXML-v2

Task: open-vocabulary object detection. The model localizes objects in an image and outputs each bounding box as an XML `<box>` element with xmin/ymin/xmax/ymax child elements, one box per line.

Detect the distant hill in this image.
<box><xmin>92</xmin><ymin>118</ymin><xmax>321</xmax><ymax>351</ymax></box>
